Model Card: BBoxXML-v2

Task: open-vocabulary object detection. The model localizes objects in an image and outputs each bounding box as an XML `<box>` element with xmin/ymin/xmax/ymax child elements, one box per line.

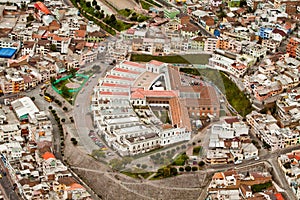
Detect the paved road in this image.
<box><xmin>0</xmin><ymin>162</ymin><xmax>20</xmax><ymax>200</ymax></box>
<box><xmin>73</xmin><ymin>63</ymin><xmax>112</xmax><ymax>154</ymax></box>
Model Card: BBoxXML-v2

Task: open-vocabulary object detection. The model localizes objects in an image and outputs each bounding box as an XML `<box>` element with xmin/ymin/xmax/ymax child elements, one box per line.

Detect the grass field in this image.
<box><xmin>130</xmin><ymin>54</ymin><xmax>211</xmax><ymax>64</ymax></box>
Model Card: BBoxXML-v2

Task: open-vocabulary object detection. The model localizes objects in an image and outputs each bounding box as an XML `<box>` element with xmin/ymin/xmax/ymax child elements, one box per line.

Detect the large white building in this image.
<box><xmin>92</xmin><ymin>61</ymin><xmax>191</xmax><ymax>156</ymax></box>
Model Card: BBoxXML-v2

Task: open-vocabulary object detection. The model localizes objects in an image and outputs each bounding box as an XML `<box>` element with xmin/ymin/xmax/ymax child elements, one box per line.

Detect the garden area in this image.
<box><xmin>151</xmin><ymin>107</ymin><xmax>171</xmax><ymax>124</ymax></box>
<box><xmin>130</xmin><ymin>54</ymin><xmax>211</xmax><ymax>64</ymax></box>
<box><xmin>51</xmin><ymin>72</ymin><xmax>89</xmax><ymax>104</ymax></box>
<box><xmin>118</xmin><ymin>8</ymin><xmax>149</xmax><ymax>22</ymax></box>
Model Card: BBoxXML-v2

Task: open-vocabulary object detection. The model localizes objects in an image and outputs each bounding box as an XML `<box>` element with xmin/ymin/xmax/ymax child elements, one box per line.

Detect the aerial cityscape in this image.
<box><xmin>0</xmin><ymin>0</ymin><xmax>299</xmax><ymax>199</ymax></box>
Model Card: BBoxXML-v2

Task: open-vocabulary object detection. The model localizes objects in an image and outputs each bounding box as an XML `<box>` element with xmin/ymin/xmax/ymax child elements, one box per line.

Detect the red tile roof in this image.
<box><xmin>113</xmin><ymin>67</ymin><xmax>141</xmax><ymax>75</ymax></box>
<box><xmin>106</xmin><ymin>75</ymin><xmax>135</xmax><ymax>81</ymax></box>
<box><xmin>131</xmin><ymin>89</ymin><xmax>177</xmax><ymax>99</ymax></box>
<box><xmin>100</xmin><ymin>91</ymin><xmax>128</xmax><ymax>96</ymax></box>
<box><xmin>42</xmin><ymin>152</ymin><xmax>55</xmax><ymax>160</ymax></box>
<box><xmin>101</xmin><ymin>83</ymin><xmax>130</xmax><ymax>88</ymax></box>
<box><xmin>148</xmin><ymin>60</ymin><xmax>164</xmax><ymax>66</ymax></box>
<box><xmin>34</xmin><ymin>1</ymin><xmax>51</xmax><ymax>15</ymax></box>
<box><xmin>275</xmin><ymin>193</ymin><xmax>284</xmax><ymax>200</ymax></box>
<box><xmin>122</xmin><ymin>61</ymin><xmax>146</xmax><ymax>69</ymax></box>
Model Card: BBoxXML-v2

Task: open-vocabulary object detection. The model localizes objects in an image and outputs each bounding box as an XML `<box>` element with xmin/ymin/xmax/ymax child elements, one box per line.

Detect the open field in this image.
<box><xmin>105</xmin><ymin>0</ymin><xmax>138</xmax><ymax>10</ymax></box>
<box><xmin>131</xmin><ymin>54</ymin><xmax>212</xmax><ymax>64</ymax></box>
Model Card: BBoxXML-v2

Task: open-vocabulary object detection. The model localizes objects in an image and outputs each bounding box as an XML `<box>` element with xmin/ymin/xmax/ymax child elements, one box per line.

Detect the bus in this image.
<box><xmin>44</xmin><ymin>96</ymin><xmax>52</xmax><ymax>102</ymax></box>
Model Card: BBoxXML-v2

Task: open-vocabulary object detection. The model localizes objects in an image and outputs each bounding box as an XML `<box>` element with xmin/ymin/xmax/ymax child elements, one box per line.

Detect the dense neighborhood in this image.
<box><xmin>0</xmin><ymin>0</ymin><xmax>299</xmax><ymax>199</ymax></box>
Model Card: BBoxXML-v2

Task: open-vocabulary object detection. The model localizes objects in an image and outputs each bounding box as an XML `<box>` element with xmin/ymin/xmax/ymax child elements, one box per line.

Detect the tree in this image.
<box><xmin>95</xmin><ymin>5</ymin><xmax>100</xmax><ymax>10</ymax></box>
<box><xmin>50</xmin><ymin>44</ymin><xmax>57</xmax><ymax>52</ymax></box>
<box><xmin>72</xmin><ymin>140</ymin><xmax>78</xmax><ymax>145</ymax></box>
<box><xmin>107</xmin><ymin>14</ymin><xmax>116</xmax><ymax>24</ymax></box>
<box><xmin>86</xmin><ymin>1</ymin><xmax>91</xmax><ymax>7</ymax></box>
<box><xmin>198</xmin><ymin>161</ymin><xmax>205</xmax><ymax>167</ymax></box>
<box><xmin>61</xmin><ymin>118</ymin><xmax>66</xmax><ymax>123</ymax></box>
<box><xmin>30</xmin><ymin>97</ymin><xmax>35</xmax><ymax>101</ymax></box>
<box><xmin>170</xmin><ymin>167</ymin><xmax>178</xmax><ymax>176</ymax></box>
<box><xmin>69</xmin><ymin>68</ymin><xmax>77</xmax><ymax>77</ymax></box>
<box><xmin>179</xmin><ymin>167</ymin><xmax>184</xmax><ymax>172</ymax></box>
<box><xmin>141</xmin><ymin>164</ymin><xmax>147</xmax><ymax>169</ymax></box>
<box><xmin>48</xmin><ymin>106</ymin><xmax>53</xmax><ymax>110</ymax></box>
<box><xmin>61</xmin><ymin>85</ymin><xmax>72</xmax><ymax>98</ymax></box>
<box><xmin>92</xmin><ymin>0</ymin><xmax>97</xmax><ymax>6</ymax></box>
<box><xmin>192</xmin><ymin>166</ymin><xmax>198</xmax><ymax>171</ymax></box>
<box><xmin>63</xmin><ymin>107</ymin><xmax>68</xmax><ymax>111</ymax></box>
<box><xmin>185</xmin><ymin>166</ymin><xmax>191</xmax><ymax>172</ymax></box>
<box><xmin>26</xmin><ymin>13</ymin><xmax>34</xmax><ymax>22</ymax></box>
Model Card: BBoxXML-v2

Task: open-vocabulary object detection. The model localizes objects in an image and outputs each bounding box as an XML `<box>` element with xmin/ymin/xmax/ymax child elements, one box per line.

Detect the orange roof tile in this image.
<box><xmin>275</xmin><ymin>193</ymin><xmax>284</xmax><ymax>200</ymax></box>
<box><xmin>42</xmin><ymin>152</ymin><xmax>55</xmax><ymax>160</ymax></box>
<box><xmin>130</xmin><ymin>89</ymin><xmax>177</xmax><ymax>99</ymax></box>
<box><xmin>75</xmin><ymin>30</ymin><xmax>86</xmax><ymax>38</ymax></box>
<box><xmin>101</xmin><ymin>83</ymin><xmax>130</xmax><ymax>88</ymax></box>
<box><xmin>34</xmin><ymin>2</ymin><xmax>51</xmax><ymax>15</ymax></box>
<box><xmin>212</xmin><ymin>172</ymin><xmax>224</xmax><ymax>179</ymax></box>
<box><xmin>114</xmin><ymin>67</ymin><xmax>141</xmax><ymax>74</ymax></box>
<box><xmin>122</xmin><ymin>61</ymin><xmax>146</xmax><ymax>69</ymax></box>
<box><xmin>69</xmin><ymin>183</ymin><xmax>85</xmax><ymax>190</ymax></box>
<box><xmin>106</xmin><ymin>75</ymin><xmax>135</xmax><ymax>81</ymax></box>
<box><xmin>100</xmin><ymin>91</ymin><xmax>128</xmax><ymax>96</ymax></box>
<box><xmin>148</xmin><ymin>60</ymin><xmax>164</xmax><ymax>66</ymax></box>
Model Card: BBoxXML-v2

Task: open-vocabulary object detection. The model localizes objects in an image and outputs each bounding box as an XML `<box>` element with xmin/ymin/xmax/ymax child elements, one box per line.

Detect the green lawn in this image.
<box><xmin>131</xmin><ymin>54</ymin><xmax>211</xmax><ymax>64</ymax></box>
<box><xmin>172</xmin><ymin>153</ymin><xmax>189</xmax><ymax>166</ymax></box>
<box><xmin>141</xmin><ymin>0</ymin><xmax>152</xmax><ymax>10</ymax></box>
<box><xmin>144</xmin><ymin>0</ymin><xmax>162</xmax><ymax>7</ymax></box>
<box><xmin>118</xmin><ymin>9</ymin><xmax>133</xmax><ymax>17</ymax></box>
<box><xmin>221</xmin><ymin>73</ymin><xmax>253</xmax><ymax>117</ymax></box>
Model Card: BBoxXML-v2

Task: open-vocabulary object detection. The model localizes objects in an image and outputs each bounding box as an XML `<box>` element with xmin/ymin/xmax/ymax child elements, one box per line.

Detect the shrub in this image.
<box><xmin>198</xmin><ymin>161</ymin><xmax>205</xmax><ymax>167</ymax></box>
<box><xmin>192</xmin><ymin>166</ymin><xmax>198</xmax><ymax>171</ymax></box>
<box><xmin>72</xmin><ymin>140</ymin><xmax>78</xmax><ymax>145</ymax></box>
<box><xmin>170</xmin><ymin>167</ymin><xmax>178</xmax><ymax>176</ymax></box>
<box><xmin>141</xmin><ymin>164</ymin><xmax>147</xmax><ymax>169</ymax></box>
<box><xmin>179</xmin><ymin>167</ymin><xmax>184</xmax><ymax>172</ymax></box>
<box><xmin>252</xmin><ymin>181</ymin><xmax>272</xmax><ymax>193</ymax></box>
<box><xmin>185</xmin><ymin>166</ymin><xmax>191</xmax><ymax>172</ymax></box>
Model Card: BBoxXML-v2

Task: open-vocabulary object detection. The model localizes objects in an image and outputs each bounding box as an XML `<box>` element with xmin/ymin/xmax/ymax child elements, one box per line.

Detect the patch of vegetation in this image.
<box><xmin>141</xmin><ymin>1</ymin><xmax>152</xmax><ymax>10</ymax></box>
<box><xmin>221</xmin><ymin>73</ymin><xmax>253</xmax><ymax>117</ymax></box>
<box><xmin>118</xmin><ymin>8</ymin><xmax>133</xmax><ymax>17</ymax></box>
<box><xmin>251</xmin><ymin>181</ymin><xmax>272</xmax><ymax>193</ymax></box>
<box><xmin>109</xmin><ymin>157</ymin><xmax>133</xmax><ymax>171</ymax></box>
<box><xmin>172</xmin><ymin>153</ymin><xmax>189</xmax><ymax>166</ymax></box>
<box><xmin>150</xmin><ymin>151</ymin><xmax>174</xmax><ymax>165</ymax></box>
<box><xmin>193</xmin><ymin>146</ymin><xmax>202</xmax><ymax>156</ymax></box>
<box><xmin>92</xmin><ymin>149</ymin><xmax>106</xmax><ymax>159</ymax></box>
<box><xmin>70</xmin><ymin>0</ymin><xmax>116</xmax><ymax>35</ymax></box>
<box><xmin>151</xmin><ymin>166</ymin><xmax>178</xmax><ymax>179</ymax></box>
<box><xmin>103</xmin><ymin>14</ymin><xmax>133</xmax><ymax>32</ymax></box>
<box><xmin>131</xmin><ymin>54</ymin><xmax>211</xmax><ymax>64</ymax></box>
<box><xmin>144</xmin><ymin>0</ymin><xmax>162</xmax><ymax>7</ymax></box>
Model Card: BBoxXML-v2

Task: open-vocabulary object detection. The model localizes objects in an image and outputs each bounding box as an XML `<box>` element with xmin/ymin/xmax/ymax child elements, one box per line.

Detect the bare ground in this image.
<box><xmin>64</xmin><ymin>134</ymin><xmax>207</xmax><ymax>200</ymax></box>
<box><xmin>103</xmin><ymin>0</ymin><xmax>138</xmax><ymax>10</ymax></box>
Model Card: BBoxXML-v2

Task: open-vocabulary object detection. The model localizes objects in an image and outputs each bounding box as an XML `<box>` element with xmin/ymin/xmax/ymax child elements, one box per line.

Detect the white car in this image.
<box><xmin>234</xmin><ymin>160</ymin><xmax>242</xmax><ymax>165</ymax></box>
<box><xmin>254</xmin><ymin>156</ymin><xmax>260</xmax><ymax>161</ymax></box>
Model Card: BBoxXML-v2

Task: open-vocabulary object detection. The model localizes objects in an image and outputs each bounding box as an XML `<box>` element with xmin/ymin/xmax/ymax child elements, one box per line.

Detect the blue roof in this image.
<box><xmin>0</xmin><ymin>48</ymin><xmax>17</xmax><ymax>58</ymax></box>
